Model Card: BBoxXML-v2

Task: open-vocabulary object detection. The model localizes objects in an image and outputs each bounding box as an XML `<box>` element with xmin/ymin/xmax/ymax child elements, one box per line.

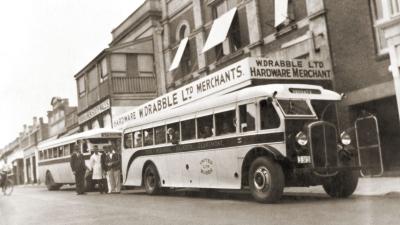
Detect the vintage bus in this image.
<box><xmin>37</xmin><ymin>128</ymin><xmax>121</xmax><ymax>191</ymax></box>
<box><xmin>120</xmin><ymin>83</ymin><xmax>373</xmax><ymax>203</ymax></box>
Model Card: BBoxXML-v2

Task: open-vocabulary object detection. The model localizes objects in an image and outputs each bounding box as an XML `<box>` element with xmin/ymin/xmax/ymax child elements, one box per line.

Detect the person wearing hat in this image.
<box><xmin>70</xmin><ymin>144</ymin><xmax>87</xmax><ymax>195</ymax></box>
<box><xmin>89</xmin><ymin>145</ymin><xmax>106</xmax><ymax>194</ymax></box>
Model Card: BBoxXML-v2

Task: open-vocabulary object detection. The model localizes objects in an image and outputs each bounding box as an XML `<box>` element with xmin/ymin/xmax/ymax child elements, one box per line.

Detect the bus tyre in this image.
<box><xmin>45</xmin><ymin>172</ymin><xmax>62</xmax><ymax>191</ymax></box>
<box><xmin>248</xmin><ymin>157</ymin><xmax>284</xmax><ymax>203</ymax></box>
<box><xmin>143</xmin><ymin>164</ymin><xmax>161</xmax><ymax>195</ymax></box>
<box><xmin>322</xmin><ymin>170</ymin><xmax>359</xmax><ymax>198</ymax></box>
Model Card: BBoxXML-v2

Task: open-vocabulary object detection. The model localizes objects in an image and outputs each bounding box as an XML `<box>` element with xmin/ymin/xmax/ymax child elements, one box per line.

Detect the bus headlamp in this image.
<box><xmin>340</xmin><ymin>131</ymin><xmax>351</xmax><ymax>145</ymax></box>
<box><xmin>295</xmin><ymin>131</ymin><xmax>308</xmax><ymax>146</ymax></box>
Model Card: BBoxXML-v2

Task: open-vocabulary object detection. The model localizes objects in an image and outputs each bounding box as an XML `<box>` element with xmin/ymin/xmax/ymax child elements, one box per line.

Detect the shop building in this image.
<box><xmin>20</xmin><ymin>117</ymin><xmax>48</xmax><ymax>184</ymax></box>
<box><xmin>325</xmin><ymin>0</ymin><xmax>400</xmax><ymax>172</ymax></box>
<box><xmin>75</xmin><ymin>0</ymin><xmax>163</xmax><ymax>131</ymax></box>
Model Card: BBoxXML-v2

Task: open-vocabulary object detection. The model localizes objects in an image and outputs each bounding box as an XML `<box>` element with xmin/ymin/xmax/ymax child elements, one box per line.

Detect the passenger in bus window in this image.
<box><xmin>220</xmin><ymin>122</ymin><xmax>235</xmax><ymax>135</ymax></box>
<box><xmin>155</xmin><ymin>126</ymin><xmax>166</xmax><ymax>144</ymax></box>
<box><xmin>134</xmin><ymin>131</ymin><xmax>143</xmax><ymax>147</ymax></box>
<box><xmin>200</xmin><ymin>125</ymin><xmax>213</xmax><ymax>138</ymax></box>
<box><xmin>167</xmin><ymin>128</ymin><xmax>179</xmax><ymax>144</ymax></box>
<box><xmin>144</xmin><ymin>129</ymin><xmax>154</xmax><ymax>146</ymax></box>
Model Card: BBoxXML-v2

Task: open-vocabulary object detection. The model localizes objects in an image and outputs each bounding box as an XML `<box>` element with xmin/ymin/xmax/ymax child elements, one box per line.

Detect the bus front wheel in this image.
<box><xmin>322</xmin><ymin>170</ymin><xmax>358</xmax><ymax>198</ymax></box>
<box><xmin>248</xmin><ymin>157</ymin><xmax>284</xmax><ymax>203</ymax></box>
<box><xmin>143</xmin><ymin>164</ymin><xmax>161</xmax><ymax>195</ymax></box>
<box><xmin>45</xmin><ymin>172</ymin><xmax>62</xmax><ymax>191</ymax></box>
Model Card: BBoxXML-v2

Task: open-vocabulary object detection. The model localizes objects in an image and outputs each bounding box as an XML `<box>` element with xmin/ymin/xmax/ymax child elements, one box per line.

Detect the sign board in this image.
<box><xmin>78</xmin><ymin>99</ymin><xmax>110</xmax><ymax>124</ymax></box>
<box><xmin>113</xmin><ymin>57</ymin><xmax>332</xmax><ymax>129</ymax></box>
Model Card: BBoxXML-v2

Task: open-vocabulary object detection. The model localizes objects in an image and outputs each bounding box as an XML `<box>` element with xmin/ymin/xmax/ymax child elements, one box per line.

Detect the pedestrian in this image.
<box><xmin>89</xmin><ymin>145</ymin><xmax>106</xmax><ymax>194</ymax></box>
<box><xmin>70</xmin><ymin>144</ymin><xmax>87</xmax><ymax>195</ymax></box>
<box><xmin>105</xmin><ymin>146</ymin><xmax>122</xmax><ymax>194</ymax></box>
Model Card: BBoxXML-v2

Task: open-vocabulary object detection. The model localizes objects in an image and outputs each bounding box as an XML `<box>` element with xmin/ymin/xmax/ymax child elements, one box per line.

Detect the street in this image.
<box><xmin>1</xmin><ymin>186</ymin><xmax>399</xmax><ymax>225</ymax></box>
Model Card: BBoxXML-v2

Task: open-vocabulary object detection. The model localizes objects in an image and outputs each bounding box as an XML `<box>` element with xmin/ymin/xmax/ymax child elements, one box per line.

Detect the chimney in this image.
<box><xmin>33</xmin><ymin>117</ymin><xmax>38</xmax><ymax>126</ymax></box>
<box><xmin>39</xmin><ymin>117</ymin><xmax>44</xmax><ymax>124</ymax></box>
<box><xmin>23</xmin><ymin>124</ymin><xmax>27</xmax><ymax>133</ymax></box>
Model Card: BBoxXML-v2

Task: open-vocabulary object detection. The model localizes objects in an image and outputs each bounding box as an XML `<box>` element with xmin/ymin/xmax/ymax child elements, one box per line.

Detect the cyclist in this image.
<box><xmin>0</xmin><ymin>161</ymin><xmax>11</xmax><ymax>192</ymax></box>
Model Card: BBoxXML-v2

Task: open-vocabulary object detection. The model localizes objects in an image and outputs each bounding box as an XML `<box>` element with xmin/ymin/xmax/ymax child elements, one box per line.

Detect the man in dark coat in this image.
<box><xmin>70</xmin><ymin>144</ymin><xmax>87</xmax><ymax>195</ymax></box>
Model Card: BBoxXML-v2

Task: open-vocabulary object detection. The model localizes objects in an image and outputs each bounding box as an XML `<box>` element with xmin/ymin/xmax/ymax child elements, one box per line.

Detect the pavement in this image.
<box><xmin>285</xmin><ymin>177</ymin><xmax>400</xmax><ymax>196</ymax></box>
<box><xmin>19</xmin><ymin>176</ymin><xmax>400</xmax><ymax>197</ymax></box>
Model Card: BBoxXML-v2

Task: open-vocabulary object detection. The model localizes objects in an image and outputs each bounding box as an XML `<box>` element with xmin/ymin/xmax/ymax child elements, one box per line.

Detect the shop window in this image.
<box><xmin>144</xmin><ymin>128</ymin><xmax>154</xmax><ymax>146</ymax></box>
<box><xmin>64</xmin><ymin>144</ymin><xmax>70</xmax><ymax>156</ymax></box>
<box><xmin>155</xmin><ymin>126</ymin><xmax>166</xmax><ymax>145</ymax></box>
<box><xmin>124</xmin><ymin>133</ymin><xmax>133</xmax><ymax>149</ymax></box>
<box><xmin>133</xmin><ymin>131</ymin><xmax>143</xmax><ymax>148</ymax></box>
<box><xmin>167</xmin><ymin>123</ymin><xmax>180</xmax><ymax>143</ymax></box>
<box><xmin>78</xmin><ymin>76</ymin><xmax>86</xmax><ymax>97</ymax></box>
<box><xmin>371</xmin><ymin>0</ymin><xmax>400</xmax><ymax>54</ymax></box>
<box><xmin>197</xmin><ymin>115</ymin><xmax>214</xmax><ymax>138</ymax></box>
<box><xmin>239</xmin><ymin>103</ymin><xmax>256</xmax><ymax>132</ymax></box>
<box><xmin>215</xmin><ymin>110</ymin><xmax>236</xmax><ymax>136</ymax></box>
<box><xmin>181</xmin><ymin>119</ymin><xmax>196</xmax><ymax>141</ymax></box>
<box><xmin>260</xmin><ymin>100</ymin><xmax>280</xmax><ymax>129</ymax></box>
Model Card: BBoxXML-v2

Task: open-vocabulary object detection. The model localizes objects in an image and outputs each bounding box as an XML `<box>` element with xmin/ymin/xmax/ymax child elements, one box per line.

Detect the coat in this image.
<box><xmin>89</xmin><ymin>153</ymin><xmax>105</xmax><ymax>180</ymax></box>
<box><xmin>105</xmin><ymin>152</ymin><xmax>121</xmax><ymax>171</ymax></box>
<box><xmin>70</xmin><ymin>152</ymin><xmax>86</xmax><ymax>174</ymax></box>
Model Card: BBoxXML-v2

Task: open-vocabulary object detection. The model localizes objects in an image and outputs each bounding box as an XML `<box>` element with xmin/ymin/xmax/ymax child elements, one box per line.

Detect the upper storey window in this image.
<box><xmin>202</xmin><ymin>1</ymin><xmax>242</xmax><ymax>59</ymax></box>
<box><xmin>169</xmin><ymin>22</ymin><xmax>193</xmax><ymax>78</ymax></box>
<box><xmin>371</xmin><ymin>0</ymin><xmax>400</xmax><ymax>54</ymax></box>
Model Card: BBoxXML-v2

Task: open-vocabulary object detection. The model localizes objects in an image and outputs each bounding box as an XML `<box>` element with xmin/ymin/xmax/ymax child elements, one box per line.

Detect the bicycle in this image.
<box><xmin>1</xmin><ymin>172</ymin><xmax>14</xmax><ymax>196</ymax></box>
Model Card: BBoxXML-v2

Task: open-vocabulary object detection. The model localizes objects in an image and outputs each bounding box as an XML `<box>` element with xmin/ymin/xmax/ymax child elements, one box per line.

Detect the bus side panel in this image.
<box><xmin>48</xmin><ymin>163</ymin><xmax>75</xmax><ymax>184</ymax></box>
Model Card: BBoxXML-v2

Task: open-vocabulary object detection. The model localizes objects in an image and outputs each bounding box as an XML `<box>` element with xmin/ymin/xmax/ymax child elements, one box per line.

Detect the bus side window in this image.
<box><xmin>64</xmin><ymin>144</ymin><xmax>70</xmax><ymax>156</ymax></box>
<box><xmin>181</xmin><ymin>119</ymin><xmax>196</xmax><ymax>141</ymax></box>
<box><xmin>58</xmin><ymin>147</ymin><xmax>63</xmax><ymax>157</ymax></box>
<box><xmin>124</xmin><ymin>133</ymin><xmax>133</xmax><ymax>149</ymax></box>
<box><xmin>215</xmin><ymin>110</ymin><xmax>236</xmax><ymax>136</ymax></box>
<box><xmin>134</xmin><ymin>131</ymin><xmax>143</xmax><ymax>147</ymax></box>
<box><xmin>167</xmin><ymin>123</ymin><xmax>180</xmax><ymax>143</ymax></box>
<box><xmin>260</xmin><ymin>100</ymin><xmax>280</xmax><ymax>129</ymax></box>
<box><xmin>70</xmin><ymin>143</ymin><xmax>76</xmax><ymax>155</ymax></box>
<box><xmin>144</xmin><ymin>128</ymin><xmax>154</xmax><ymax>146</ymax></box>
<box><xmin>39</xmin><ymin>151</ymin><xmax>43</xmax><ymax>160</ymax></box>
<box><xmin>239</xmin><ymin>103</ymin><xmax>256</xmax><ymax>132</ymax></box>
<box><xmin>155</xmin><ymin>126</ymin><xmax>166</xmax><ymax>145</ymax></box>
<box><xmin>82</xmin><ymin>140</ymin><xmax>88</xmax><ymax>153</ymax></box>
<box><xmin>197</xmin><ymin>115</ymin><xmax>214</xmax><ymax>138</ymax></box>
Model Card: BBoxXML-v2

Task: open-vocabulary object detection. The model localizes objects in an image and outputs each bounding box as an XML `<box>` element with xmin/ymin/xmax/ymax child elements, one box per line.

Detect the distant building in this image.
<box><xmin>47</xmin><ymin>97</ymin><xmax>79</xmax><ymax>138</ymax></box>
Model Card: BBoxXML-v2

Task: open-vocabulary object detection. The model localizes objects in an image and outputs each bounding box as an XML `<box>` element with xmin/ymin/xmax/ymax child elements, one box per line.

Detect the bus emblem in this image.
<box><xmin>200</xmin><ymin>158</ymin><xmax>214</xmax><ymax>175</ymax></box>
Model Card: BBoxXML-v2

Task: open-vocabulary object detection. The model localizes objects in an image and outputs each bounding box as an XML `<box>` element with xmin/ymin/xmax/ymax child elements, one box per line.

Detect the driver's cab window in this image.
<box><xmin>260</xmin><ymin>100</ymin><xmax>280</xmax><ymax>129</ymax></box>
<box><xmin>239</xmin><ymin>103</ymin><xmax>256</xmax><ymax>132</ymax></box>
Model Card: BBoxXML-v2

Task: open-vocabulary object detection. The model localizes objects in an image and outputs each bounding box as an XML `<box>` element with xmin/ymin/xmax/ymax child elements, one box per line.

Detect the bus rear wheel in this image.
<box><xmin>143</xmin><ymin>164</ymin><xmax>161</xmax><ymax>195</ymax></box>
<box><xmin>248</xmin><ymin>157</ymin><xmax>284</xmax><ymax>203</ymax></box>
<box><xmin>45</xmin><ymin>172</ymin><xmax>62</xmax><ymax>191</ymax></box>
<box><xmin>322</xmin><ymin>170</ymin><xmax>358</xmax><ymax>198</ymax></box>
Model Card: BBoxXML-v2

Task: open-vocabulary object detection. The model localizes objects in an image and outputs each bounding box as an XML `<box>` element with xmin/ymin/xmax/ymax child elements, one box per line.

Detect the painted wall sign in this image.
<box><xmin>78</xmin><ymin>99</ymin><xmax>110</xmax><ymax>124</ymax></box>
<box><xmin>113</xmin><ymin>57</ymin><xmax>332</xmax><ymax>129</ymax></box>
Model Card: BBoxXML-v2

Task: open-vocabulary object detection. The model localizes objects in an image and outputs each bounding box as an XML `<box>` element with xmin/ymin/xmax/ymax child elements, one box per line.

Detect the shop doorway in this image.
<box><xmin>350</xmin><ymin>96</ymin><xmax>400</xmax><ymax>172</ymax></box>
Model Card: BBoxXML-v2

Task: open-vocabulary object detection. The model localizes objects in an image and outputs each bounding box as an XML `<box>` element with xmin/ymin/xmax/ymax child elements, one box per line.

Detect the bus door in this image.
<box><xmin>355</xmin><ymin>115</ymin><xmax>384</xmax><ymax>176</ymax></box>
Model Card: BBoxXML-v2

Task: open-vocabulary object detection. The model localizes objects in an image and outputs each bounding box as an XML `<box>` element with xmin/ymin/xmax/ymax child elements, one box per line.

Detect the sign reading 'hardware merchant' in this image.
<box><xmin>249</xmin><ymin>58</ymin><xmax>332</xmax><ymax>80</ymax></box>
<box><xmin>112</xmin><ymin>57</ymin><xmax>332</xmax><ymax>129</ymax></box>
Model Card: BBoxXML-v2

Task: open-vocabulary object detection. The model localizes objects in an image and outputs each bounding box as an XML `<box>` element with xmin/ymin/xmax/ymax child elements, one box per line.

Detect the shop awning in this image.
<box><xmin>202</xmin><ymin>7</ymin><xmax>237</xmax><ymax>53</ymax></box>
<box><xmin>275</xmin><ymin>0</ymin><xmax>289</xmax><ymax>27</ymax></box>
<box><xmin>169</xmin><ymin>37</ymin><xmax>189</xmax><ymax>71</ymax></box>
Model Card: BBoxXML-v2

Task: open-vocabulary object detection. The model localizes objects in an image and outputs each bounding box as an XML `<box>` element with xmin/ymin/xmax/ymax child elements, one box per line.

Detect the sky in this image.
<box><xmin>0</xmin><ymin>0</ymin><xmax>145</xmax><ymax>148</ymax></box>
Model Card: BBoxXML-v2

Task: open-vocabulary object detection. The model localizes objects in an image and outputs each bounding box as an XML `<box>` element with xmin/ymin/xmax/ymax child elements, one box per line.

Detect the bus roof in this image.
<box><xmin>38</xmin><ymin>128</ymin><xmax>121</xmax><ymax>150</ymax></box>
<box><xmin>123</xmin><ymin>83</ymin><xmax>341</xmax><ymax>131</ymax></box>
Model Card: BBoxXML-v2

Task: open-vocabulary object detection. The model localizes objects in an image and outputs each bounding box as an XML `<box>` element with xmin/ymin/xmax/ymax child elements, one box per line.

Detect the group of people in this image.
<box><xmin>70</xmin><ymin>142</ymin><xmax>121</xmax><ymax>195</ymax></box>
